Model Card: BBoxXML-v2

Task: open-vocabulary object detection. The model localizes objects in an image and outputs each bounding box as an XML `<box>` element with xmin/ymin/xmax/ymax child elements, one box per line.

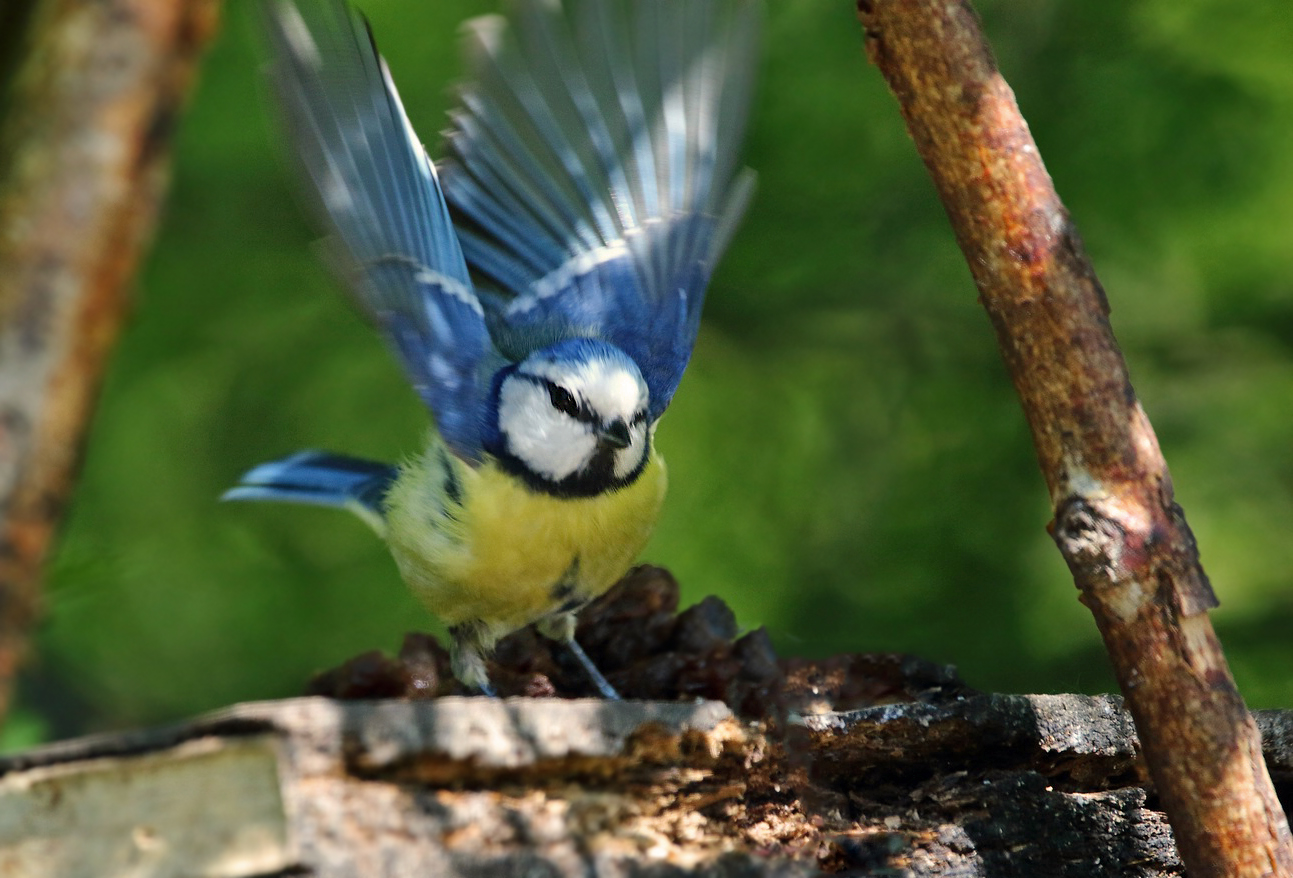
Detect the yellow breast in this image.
<box><xmin>382</xmin><ymin>436</ymin><xmax>667</xmax><ymax>641</ymax></box>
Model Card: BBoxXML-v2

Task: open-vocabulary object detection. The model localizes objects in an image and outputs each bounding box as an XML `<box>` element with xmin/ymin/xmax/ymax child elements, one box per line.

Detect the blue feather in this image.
<box><xmin>260</xmin><ymin>0</ymin><xmax>756</xmax><ymax>448</ymax></box>
<box><xmin>222</xmin><ymin>452</ymin><xmax>397</xmax><ymax>534</ymax></box>
<box><xmin>264</xmin><ymin>0</ymin><xmax>497</xmax><ymax>461</ymax></box>
<box><xmin>439</xmin><ymin>0</ymin><xmax>760</xmax><ymax>421</ymax></box>
<box><xmin>229</xmin><ymin>0</ymin><xmax>759</xmax><ymax>697</ymax></box>
<box><xmin>486</xmin><ymin>221</ymin><xmax>713</xmax><ymax>419</ymax></box>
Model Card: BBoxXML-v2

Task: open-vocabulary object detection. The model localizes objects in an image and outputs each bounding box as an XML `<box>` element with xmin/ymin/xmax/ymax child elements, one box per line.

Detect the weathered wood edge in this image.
<box><xmin>0</xmin><ymin>697</ymin><xmax>735</xmax><ymax>775</ymax></box>
<box><xmin>2</xmin><ymin>695</ymin><xmax>1290</xmax><ymax>876</ymax></box>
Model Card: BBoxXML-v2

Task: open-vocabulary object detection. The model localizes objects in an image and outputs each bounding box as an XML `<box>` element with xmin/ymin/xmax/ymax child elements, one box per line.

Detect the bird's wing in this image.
<box><xmin>265</xmin><ymin>0</ymin><xmax>501</xmax><ymax>462</ymax></box>
<box><xmin>440</xmin><ymin>0</ymin><xmax>759</xmax><ymax>421</ymax></box>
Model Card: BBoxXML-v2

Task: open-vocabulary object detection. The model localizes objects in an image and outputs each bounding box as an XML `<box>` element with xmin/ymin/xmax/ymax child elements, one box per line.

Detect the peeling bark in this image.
<box><xmin>853</xmin><ymin>1</ymin><xmax>1293</xmax><ymax>874</ymax></box>
<box><xmin>5</xmin><ymin>570</ymin><xmax>1290</xmax><ymax>875</ymax></box>
<box><xmin>5</xmin><ymin>693</ymin><xmax>1292</xmax><ymax>876</ymax></box>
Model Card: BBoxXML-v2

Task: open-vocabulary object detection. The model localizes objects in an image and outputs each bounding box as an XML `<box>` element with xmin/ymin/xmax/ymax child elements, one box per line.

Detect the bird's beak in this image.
<box><xmin>597</xmin><ymin>419</ymin><xmax>632</xmax><ymax>450</ymax></box>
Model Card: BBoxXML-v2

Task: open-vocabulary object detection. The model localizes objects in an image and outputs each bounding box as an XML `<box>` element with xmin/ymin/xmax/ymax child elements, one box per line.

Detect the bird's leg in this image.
<box><xmin>564</xmin><ymin>636</ymin><xmax>621</xmax><ymax>701</ymax></box>
<box><xmin>536</xmin><ymin>612</ymin><xmax>621</xmax><ymax>700</ymax></box>
<box><xmin>448</xmin><ymin>622</ymin><xmax>496</xmax><ymax>696</ymax></box>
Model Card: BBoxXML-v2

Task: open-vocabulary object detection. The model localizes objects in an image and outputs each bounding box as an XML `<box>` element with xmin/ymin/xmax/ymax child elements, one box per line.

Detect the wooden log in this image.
<box><xmin>4</xmin><ymin>694</ymin><xmax>1289</xmax><ymax>876</ymax></box>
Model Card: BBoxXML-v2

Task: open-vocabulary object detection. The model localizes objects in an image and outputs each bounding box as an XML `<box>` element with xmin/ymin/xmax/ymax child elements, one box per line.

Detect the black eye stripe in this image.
<box><xmin>545</xmin><ymin>381</ymin><xmax>591</xmax><ymax>421</ymax></box>
<box><xmin>527</xmin><ymin>375</ymin><xmax>644</xmax><ymax>426</ymax></box>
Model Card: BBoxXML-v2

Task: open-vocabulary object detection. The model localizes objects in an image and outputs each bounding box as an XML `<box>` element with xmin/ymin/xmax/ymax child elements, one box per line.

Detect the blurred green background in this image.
<box><xmin>9</xmin><ymin>0</ymin><xmax>1293</xmax><ymax>747</ymax></box>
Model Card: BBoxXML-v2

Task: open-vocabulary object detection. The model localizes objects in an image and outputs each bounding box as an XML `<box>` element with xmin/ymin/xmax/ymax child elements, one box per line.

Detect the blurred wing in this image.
<box><xmin>440</xmin><ymin>0</ymin><xmax>759</xmax><ymax>420</ymax></box>
<box><xmin>265</xmin><ymin>0</ymin><xmax>499</xmax><ymax>461</ymax></box>
<box><xmin>222</xmin><ymin>451</ymin><xmax>397</xmax><ymax>536</ymax></box>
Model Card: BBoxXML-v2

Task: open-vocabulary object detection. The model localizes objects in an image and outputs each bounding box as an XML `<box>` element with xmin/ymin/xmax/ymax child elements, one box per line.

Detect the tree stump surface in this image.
<box><xmin>3</xmin><ymin>692</ymin><xmax>1292</xmax><ymax>877</ymax></box>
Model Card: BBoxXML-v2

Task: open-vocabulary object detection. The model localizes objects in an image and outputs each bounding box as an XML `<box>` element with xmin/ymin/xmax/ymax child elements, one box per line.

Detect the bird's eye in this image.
<box><xmin>547</xmin><ymin>383</ymin><xmax>579</xmax><ymax>417</ymax></box>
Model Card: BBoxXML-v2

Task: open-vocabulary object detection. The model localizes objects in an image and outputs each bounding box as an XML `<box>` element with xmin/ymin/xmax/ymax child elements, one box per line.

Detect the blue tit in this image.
<box><xmin>224</xmin><ymin>0</ymin><xmax>758</xmax><ymax>697</ymax></box>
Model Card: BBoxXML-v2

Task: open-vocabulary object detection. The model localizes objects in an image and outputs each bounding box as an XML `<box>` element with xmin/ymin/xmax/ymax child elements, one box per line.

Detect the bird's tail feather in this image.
<box><xmin>222</xmin><ymin>451</ymin><xmax>397</xmax><ymax>536</ymax></box>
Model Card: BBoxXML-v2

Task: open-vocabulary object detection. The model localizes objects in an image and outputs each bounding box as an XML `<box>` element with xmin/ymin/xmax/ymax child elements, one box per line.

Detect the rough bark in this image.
<box><xmin>853</xmin><ymin>1</ymin><xmax>1293</xmax><ymax>875</ymax></box>
<box><xmin>4</xmin><ymin>574</ymin><xmax>1288</xmax><ymax>875</ymax></box>
<box><xmin>3</xmin><ymin>693</ymin><xmax>1292</xmax><ymax>877</ymax></box>
<box><xmin>0</xmin><ymin>0</ymin><xmax>220</xmax><ymax>720</ymax></box>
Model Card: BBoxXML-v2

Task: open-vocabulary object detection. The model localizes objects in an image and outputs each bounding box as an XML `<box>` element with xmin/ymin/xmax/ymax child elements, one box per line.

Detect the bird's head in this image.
<box><xmin>488</xmin><ymin>338</ymin><xmax>651</xmax><ymax>497</ymax></box>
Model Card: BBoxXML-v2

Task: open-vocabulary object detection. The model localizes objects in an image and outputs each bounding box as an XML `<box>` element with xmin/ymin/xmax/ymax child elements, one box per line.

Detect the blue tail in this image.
<box><xmin>222</xmin><ymin>451</ymin><xmax>397</xmax><ymax>536</ymax></box>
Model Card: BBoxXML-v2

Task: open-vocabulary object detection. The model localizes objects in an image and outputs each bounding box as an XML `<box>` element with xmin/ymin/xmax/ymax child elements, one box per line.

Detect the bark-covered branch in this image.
<box><xmin>853</xmin><ymin>1</ymin><xmax>1293</xmax><ymax>874</ymax></box>
<box><xmin>0</xmin><ymin>0</ymin><xmax>220</xmax><ymax>720</ymax></box>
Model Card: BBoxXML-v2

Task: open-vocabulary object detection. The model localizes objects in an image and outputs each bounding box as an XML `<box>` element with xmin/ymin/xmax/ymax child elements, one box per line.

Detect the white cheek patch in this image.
<box><xmin>498</xmin><ymin>377</ymin><xmax>596</xmax><ymax>482</ymax></box>
<box><xmin>612</xmin><ymin>420</ymin><xmax>650</xmax><ymax>480</ymax></box>
<box><xmin>584</xmin><ymin>368</ymin><xmax>643</xmax><ymax>423</ymax></box>
<box><xmin>505</xmin><ymin>350</ymin><xmax>654</xmax><ymax>487</ymax></box>
<box><xmin>523</xmin><ymin>358</ymin><xmax>646</xmax><ymax>425</ymax></box>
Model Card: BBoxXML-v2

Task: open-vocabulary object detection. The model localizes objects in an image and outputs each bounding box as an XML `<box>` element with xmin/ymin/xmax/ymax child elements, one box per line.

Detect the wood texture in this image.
<box><xmin>5</xmin><ymin>694</ymin><xmax>1292</xmax><ymax>876</ymax></box>
<box><xmin>0</xmin><ymin>0</ymin><xmax>220</xmax><ymax>719</ymax></box>
<box><xmin>853</xmin><ymin>1</ymin><xmax>1293</xmax><ymax>874</ymax></box>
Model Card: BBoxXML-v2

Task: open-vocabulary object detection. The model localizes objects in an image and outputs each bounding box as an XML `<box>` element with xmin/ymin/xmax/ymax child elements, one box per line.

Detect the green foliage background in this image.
<box><xmin>11</xmin><ymin>0</ymin><xmax>1293</xmax><ymax>745</ymax></box>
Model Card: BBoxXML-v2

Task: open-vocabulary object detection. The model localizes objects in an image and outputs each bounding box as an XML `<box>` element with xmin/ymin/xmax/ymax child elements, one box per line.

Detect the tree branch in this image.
<box><xmin>854</xmin><ymin>0</ymin><xmax>1293</xmax><ymax>874</ymax></box>
<box><xmin>0</xmin><ymin>0</ymin><xmax>221</xmax><ymax>720</ymax></box>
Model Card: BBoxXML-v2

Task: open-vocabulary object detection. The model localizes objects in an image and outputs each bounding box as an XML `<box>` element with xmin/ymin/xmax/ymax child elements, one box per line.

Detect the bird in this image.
<box><xmin>224</xmin><ymin>0</ymin><xmax>758</xmax><ymax>698</ymax></box>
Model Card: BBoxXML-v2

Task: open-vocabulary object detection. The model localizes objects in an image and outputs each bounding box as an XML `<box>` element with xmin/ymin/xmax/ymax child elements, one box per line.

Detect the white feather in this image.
<box><xmin>498</xmin><ymin>376</ymin><xmax>597</xmax><ymax>481</ymax></box>
<box><xmin>499</xmin><ymin>353</ymin><xmax>649</xmax><ymax>483</ymax></box>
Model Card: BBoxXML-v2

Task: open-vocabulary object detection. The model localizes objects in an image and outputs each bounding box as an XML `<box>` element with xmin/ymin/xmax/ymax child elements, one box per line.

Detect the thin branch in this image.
<box><xmin>0</xmin><ymin>0</ymin><xmax>221</xmax><ymax>720</ymax></box>
<box><xmin>854</xmin><ymin>0</ymin><xmax>1293</xmax><ymax>874</ymax></box>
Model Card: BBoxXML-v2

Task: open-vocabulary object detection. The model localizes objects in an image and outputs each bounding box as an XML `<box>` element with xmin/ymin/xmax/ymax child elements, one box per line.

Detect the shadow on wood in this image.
<box><xmin>5</xmin><ymin>680</ymin><xmax>1292</xmax><ymax>874</ymax></box>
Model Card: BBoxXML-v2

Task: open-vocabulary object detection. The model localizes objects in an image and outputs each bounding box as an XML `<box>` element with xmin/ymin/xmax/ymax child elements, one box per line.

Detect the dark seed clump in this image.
<box><xmin>305</xmin><ymin>565</ymin><xmax>972</xmax><ymax>717</ymax></box>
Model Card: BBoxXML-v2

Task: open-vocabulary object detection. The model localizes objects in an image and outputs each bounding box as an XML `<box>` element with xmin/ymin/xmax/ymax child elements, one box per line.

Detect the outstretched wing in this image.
<box><xmin>440</xmin><ymin>0</ymin><xmax>759</xmax><ymax>421</ymax></box>
<box><xmin>265</xmin><ymin>0</ymin><xmax>500</xmax><ymax>461</ymax></box>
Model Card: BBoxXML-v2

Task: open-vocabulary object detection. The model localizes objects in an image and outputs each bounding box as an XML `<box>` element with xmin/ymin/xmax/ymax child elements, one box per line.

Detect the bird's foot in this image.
<box><xmin>563</xmin><ymin>636</ymin><xmax>621</xmax><ymax>700</ymax></box>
